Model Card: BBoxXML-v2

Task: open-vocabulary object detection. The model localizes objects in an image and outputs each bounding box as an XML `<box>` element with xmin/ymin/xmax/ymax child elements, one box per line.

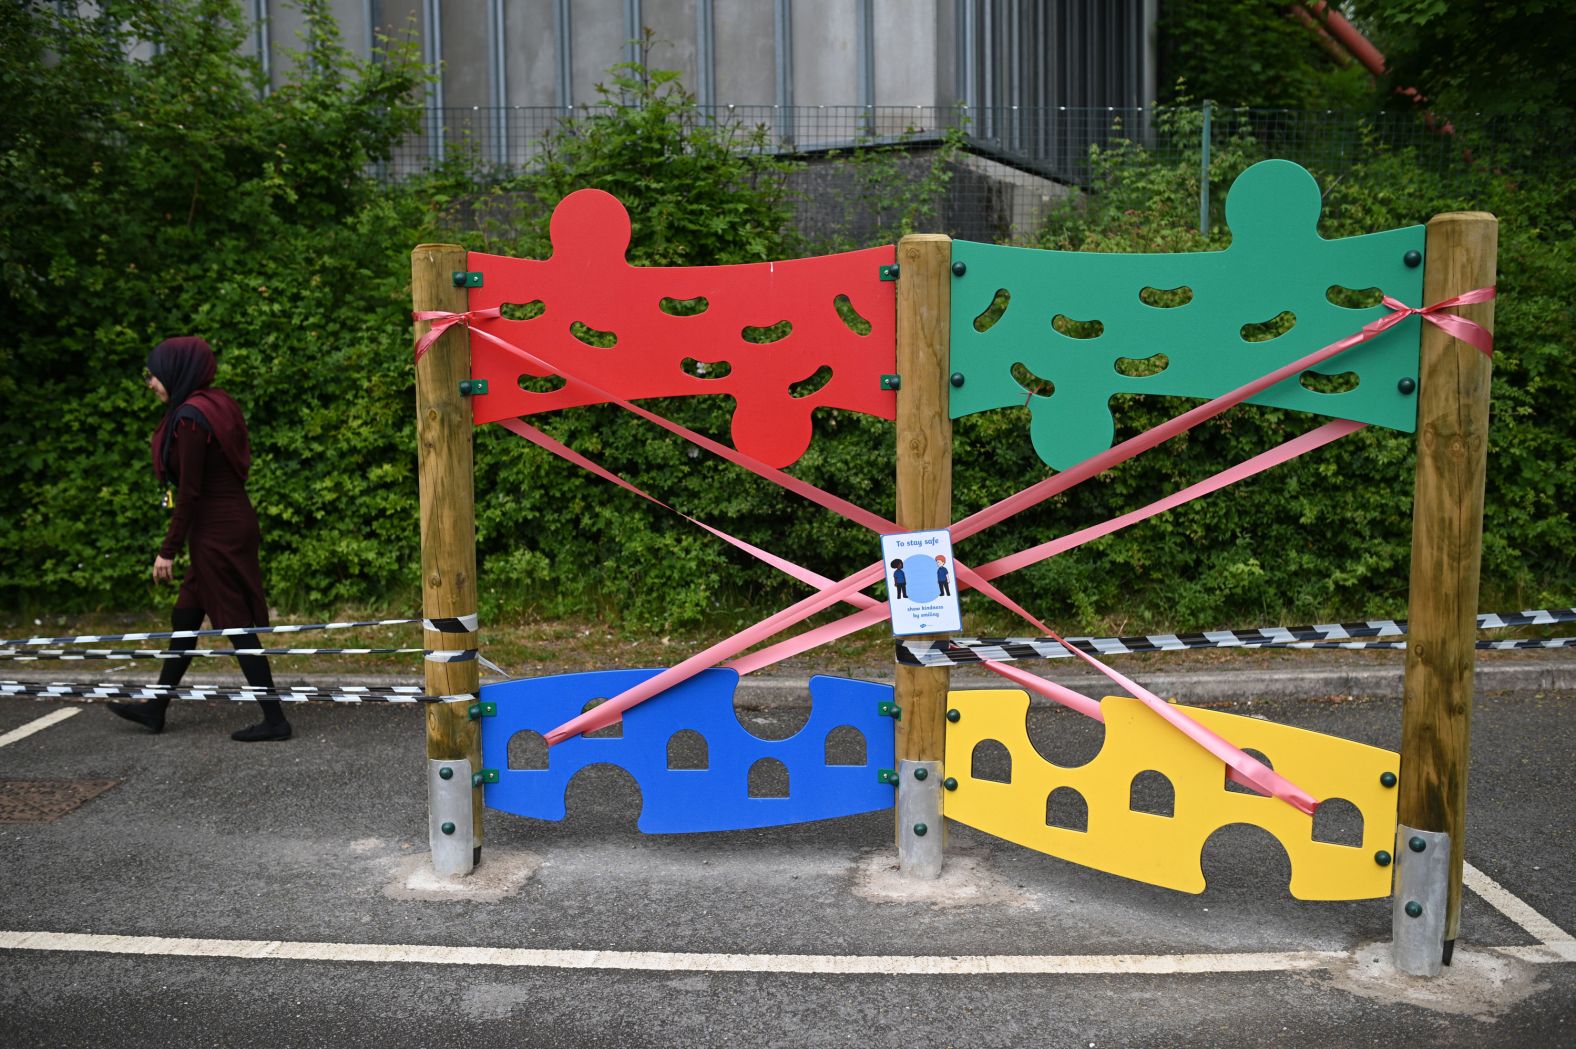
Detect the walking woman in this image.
<box><xmin>108</xmin><ymin>337</ymin><xmax>291</xmax><ymax>741</ymax></box>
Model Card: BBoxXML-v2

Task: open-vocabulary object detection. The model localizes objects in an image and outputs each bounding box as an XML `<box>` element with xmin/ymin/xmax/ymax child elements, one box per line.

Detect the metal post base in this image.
<box><xmin>1391</xmin><ymin>824</ymin><xmax>1450</xmax><ymax>976</ymax></box>
<box><xmin>896</xmin><ymin>759</ymin><xmax>943</xmax><ymax>879</ymax></box>
<box><xmin>428</xmin><ymin>758</ymin><xmax>476</xmax><ymax>877</ymax></box>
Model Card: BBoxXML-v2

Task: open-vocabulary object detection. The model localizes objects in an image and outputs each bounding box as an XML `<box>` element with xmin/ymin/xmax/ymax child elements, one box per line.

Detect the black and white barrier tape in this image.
<box><xmin>0</xmin><ymin>648</ymin><xmax>475</xmax><ymax>662</ymax></box>
<box><xmin>0</xmin><ymin>613</ymin><xmax>478</xmax><ymax>648</ymax></box>
<box><xmin>1</xmin><ymin>681</ymin><xmax>473</xmax><ymax>704</ymax></box>
<box><xmin>897</xmin><ymin>611</ymin><xmax>1576</xmax><ymax>667</ymax></box>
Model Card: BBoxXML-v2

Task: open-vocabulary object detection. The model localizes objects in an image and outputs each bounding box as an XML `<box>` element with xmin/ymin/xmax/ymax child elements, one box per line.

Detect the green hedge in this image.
<box><xmin>3</xmin><ymin>2</ymin><xmax>1573</xmax><ymax>635</ymax></box>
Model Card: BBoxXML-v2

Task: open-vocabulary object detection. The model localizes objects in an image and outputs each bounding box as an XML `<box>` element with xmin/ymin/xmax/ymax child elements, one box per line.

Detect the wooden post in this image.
<box><xmin>1398</xmin><ymin>211</ymin><xmax>1497</xmax><ymax>960</ymax></box>
<box><xmin>412</xmin><ymin>243</ymin><xmax>483</xmax><ymax>869</ymax></box>
<box><xmin>894</xmin><ymin>234</ymin><xmax>952</xmax><ymax>876</ymax></box>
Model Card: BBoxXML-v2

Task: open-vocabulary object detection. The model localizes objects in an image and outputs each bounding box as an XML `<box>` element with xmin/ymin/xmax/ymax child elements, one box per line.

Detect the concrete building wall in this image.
<box><xmin>505</xmin><ymin>0</ymin><xmax>562</xmax><ymax>106</ymax></box>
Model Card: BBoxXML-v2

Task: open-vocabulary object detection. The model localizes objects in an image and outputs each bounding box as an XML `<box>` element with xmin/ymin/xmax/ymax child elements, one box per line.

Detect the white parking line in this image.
<box><xmin>0</xmin><ymin>931</ymin><xmax>1350</xmax><ymax>975</ymax></box>
<box><xmin>0</xmin><ymin>708</ymin><xmax>78</xmax><ymax>748</ymax></box>
<box><xmin>1464</xmin><ymin>862</ymin><xmax>1574</xmax><ymax>945</ymax></box>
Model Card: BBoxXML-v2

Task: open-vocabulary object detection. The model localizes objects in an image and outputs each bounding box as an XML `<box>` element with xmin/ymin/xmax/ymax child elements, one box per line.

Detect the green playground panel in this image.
<box><xmin>948</xmin><ymin>160</ymin><xmax>1425</xmax><ymax>470</ymax></box>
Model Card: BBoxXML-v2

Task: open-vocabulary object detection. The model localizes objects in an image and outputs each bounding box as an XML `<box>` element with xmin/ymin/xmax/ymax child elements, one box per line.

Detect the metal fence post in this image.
<box><xmin>1199</xmin><ymin>99</ymin><xmax>1213</xmax><ymax>236</ymax></box>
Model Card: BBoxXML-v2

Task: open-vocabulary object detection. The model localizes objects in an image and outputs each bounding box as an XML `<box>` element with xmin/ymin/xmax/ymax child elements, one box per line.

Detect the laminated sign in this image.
<box><xmin>881</xmin><ymin>530</ymin><xmax>962</xmax><ymax>637</ymax></box>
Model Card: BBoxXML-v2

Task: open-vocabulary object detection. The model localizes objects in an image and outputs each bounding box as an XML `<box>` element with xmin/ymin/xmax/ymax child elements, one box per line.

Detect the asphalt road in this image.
<box><xmin>0</xmin><ymin>682</ymin><xmax>1571</xmax><ymax>1048</ymax></box>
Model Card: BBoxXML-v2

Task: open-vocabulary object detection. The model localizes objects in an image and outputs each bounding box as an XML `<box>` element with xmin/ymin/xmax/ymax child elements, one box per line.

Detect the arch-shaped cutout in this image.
<box><xmin>1139</xmin><ymin>285</ymin><xmax>1193</xmax><ymax>308</ymax></box>
<box><xmin>1225</xmin><ymin>748</ymin><xmax>1274</xmax><ymax>796</ymax></box>
<box><xmin>507</xmin><ymin>729</ymin><xmax>549</xmax><ymax>770</ymax></box>
<box><xmin>519</xmin><ymin>373</ymin><xmax>567</xmax><ymax>394</ymax></box>
<box><xmin>833</xmin><ymin>294</ymin><xmax>872</xmax><ymax>336</ymax></box>
<box><xmin>1115</xmin><ymin>353</ymin><xmax>1170</xmax><ymax>378</ymax></box>
<box><xmin>1010</xmin><ymin>362</ymin><xmax>1054</xmax><ymax>399</ymax></box>
<box><xmin>1045</xmin><ymin>786</ymin><xmax>1089</xmax><ymax>832</ymax></box>
<box><xmin>570</xmin><ymin>321</ymin><xmax>617</xmax><ymax>347</ymax></box>
<box><xmin>1311</xmin><ymin>797</ymin><xmax>1365</xmax><ymax>847</ymax></box>
<box><xmin>789</xmin><ymin>365</ymin><xmax>833</xmax><ymax>399</ymax></box>
<box><xmin>501</xmin><ymin>300</ymin><xmax>546</xmax><ymax>321</ymax></box>
<box><xmin>747</xmin><ymin>757</ymin><xmax>790</xmax><ymax>798</ymax></box>
<box><xmin>1026</xmin><ymin>708</ymin><xmax>1105</xmax><ymax>769</ymax></box>
<box><xmin>562</xmin><ymin>764</ymin><xmax>644</xmax><ymax>832</ymax></box>
<box><xmin>734</xmin><ymin>703</ymin><xmax>810</xmax><ymax>741</ymax></box>
<box><xmin>1240</xmin><ymin>311</ymin><xmax>1296</xmax><ymax>342</ymax></box>
<box><xmin>824</xmin><ymin>724</ymin><xmax>867</xmax><ymax>766</ymax></box>
<box><xmin>970</xmin><ymin>739</ymin><xmax>1012</xmax><ymax>783</ymax></box>
<box><xmin>666</xmin><ymin>729</ymin><xmax>708</xmax><ymax>771</ymax></box>
<box><xmin>580</xmin><ymin>698</ymin><xmax>622</xmax><ymax>739</ymax></box>
<box><xmin>742</xmin><ymin>320</ymin><xmax>792</xmax><ymax>344</ymax></box>
<box><xmin>1299</xmin><ymin>370</ymin><xmax>1359</xmax><ymax>394</ymax></box>
<box><xmin>974</xmin><ymin>289</ymin><xmax>1010</xmax><ymax>333</ymax></box>
<box><xmin>1052</xmin><ymin>314</ymin><xmax>1104</xmax><ymax>339</ymax></box>
<box><xmin>1326</xmin><ymin>285</ymin><xmax>1383</xmax><ymax>309</ymax></box>
<box><xmin>660</xmin><ymin>295</ymin><xmax>709</xmax><ymax>316</ymax></box>
<box><xmin>1200</xmin><ymin>822</ymin><xmax>1294</xmax><ymax>896</ymax></box>
<box><xmin>681</xmin><ymin>357</ymin><xmax>732</xmax><ymax>379</ymax></box>
<box><xmin>1129</xmin><ymin>769</ymin><xmax>1176</xmax><ymax>818</ymax></box>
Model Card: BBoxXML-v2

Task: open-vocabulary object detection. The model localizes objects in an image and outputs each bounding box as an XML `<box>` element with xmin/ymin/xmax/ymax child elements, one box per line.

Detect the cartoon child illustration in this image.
<box><xmin>936</xmin><ymin>554</ymin><xmax>951</xmax><ymax>596</ymax></box>
<box><xmin>890</xmin><ymin>558</ymin><xmax>908</xmax><ymax>600</ymax></box>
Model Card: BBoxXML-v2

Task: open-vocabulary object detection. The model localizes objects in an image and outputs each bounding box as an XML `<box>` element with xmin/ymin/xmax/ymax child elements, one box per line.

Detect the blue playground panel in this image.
<box><xmin>480</xmin><ymin>668</ymin><xmax>896</xmax><ymax>833</ymax></box>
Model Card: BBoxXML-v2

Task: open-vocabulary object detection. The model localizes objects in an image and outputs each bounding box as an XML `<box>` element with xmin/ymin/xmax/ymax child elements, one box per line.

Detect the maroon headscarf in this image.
<box><xmin>147</xmin><ymin>337</ymin><xmax>251</xmax><ymax>485</ymax></box>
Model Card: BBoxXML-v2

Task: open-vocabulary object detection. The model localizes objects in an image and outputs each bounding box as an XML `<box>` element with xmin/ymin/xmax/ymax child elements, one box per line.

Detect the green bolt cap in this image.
<box><xmin>1409</xmin><ymin>836</ymin><xmax>1427</xmax><ymax>853</ymax></box>
<box><xmin>944</xmin><ymin>777</ymin><xmax>958</xmax><ymax>791</ymax></box>
<box><xmin>1405</xmin><ymin>900</ymin><xmax>1423</xmax><ymax>918</ymax></box>
<box><xmin>1404</xmin><ymin>249</ymin><xmax>1423</xmax><ymax>268</ymax></box>
<box><xmin>440</xmin><ymin>821</ymin><xmax>456</xmax><ymax>835</ymax></box>
<box><xmin>913</xmin><ymin>823</ymin><xmax>928</xmax><ymax>837</ymax></box>
<box><xmin>438</xmin><ymin>767</ymin><xmax>454</xmax><ymax>780</ymax></box>
<box><xmin>950</xmin><ymin>371</ymin><xmax>966</xmax><ymax>388</ymax></box>
<box><xmin>1375</xmin><ymin>850</ymin><xmax>1392</xmax><ymax>867</ymax></box>
<box><xmin>1397</xmin><ymin>377</ymin><xmax>1416</xmax><ymax>396</ymax></box>
<box><xmin>1380</xmin><ymin>771</ymin><xmax>1397</xmax><ymax>788</ymax></box>
<box><xmin>951</xmin><ymin>261</ymin><xmax>967</xmax><ymax>277</ymax></box>
<box><xmin>946</xmin><ymin>708</ymin><xmax>960</xmax><ymax>722</ymax></box>
<box><xmin>914</xmin><ymin>768</ymin><xmax>929</xmax><ymax>781</ymax></box>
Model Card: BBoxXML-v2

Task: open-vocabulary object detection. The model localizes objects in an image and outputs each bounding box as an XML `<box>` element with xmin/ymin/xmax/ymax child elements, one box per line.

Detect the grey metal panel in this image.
<box><xmin>643</xmin><ymin>0</ymin><xmax>699</xmax><ymax>93</ymax></box>
<box><xmin>440</xmin><ymin>0</ymin><xmax>487</xmax><ymax>108</ymax></box>
<box><xmin>570</xmin><ymin>0</ymin><xmax>624</xmax><ymax>106</ymax></box>
<box><xmin>428</xmin><ymin>759</ymin><xmax>475</xmax><ymax>877</ymax></box>
<box><xmin>896</xmin><ymin>760</ymin><xmax>943</xmax><ymax>879</ymax></box>
<box><xmin>1392</xmin><ymin>825</ymin><xmax>1450</xmax><ymax>977</ymax></box>
<box><xmin>714</xmin><ymin>0</ymin><xmax>774</xmax><ymax>104</ymax></box>
<box><xmin>505</xmin><ymin>0</ymin><xmax>558</xmax><ymax>108</ymax></box>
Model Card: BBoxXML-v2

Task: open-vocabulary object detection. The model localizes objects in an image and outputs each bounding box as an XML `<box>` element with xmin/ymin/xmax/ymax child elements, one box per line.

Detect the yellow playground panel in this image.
<box><xmin>943</xmin><ymin>689</ymin><xmax>1399</xmax><ymax>900</ymax></box>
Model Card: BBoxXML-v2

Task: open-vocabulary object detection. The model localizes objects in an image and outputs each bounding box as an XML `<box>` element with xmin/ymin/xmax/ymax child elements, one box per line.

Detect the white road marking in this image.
<box><xmin>1464</xmin><ymin>862</ymin><xmax>1574</xmax><ymax>945</ymax></box>
<box><xmin>0</xmin><ymin>932</ymin><xmax>1351</xmax><ymax>974</ymax></box>
<box><xmin>0</xmin><ymin>708</ymin><xmax>78</xmax><ymax>748</ymax></box>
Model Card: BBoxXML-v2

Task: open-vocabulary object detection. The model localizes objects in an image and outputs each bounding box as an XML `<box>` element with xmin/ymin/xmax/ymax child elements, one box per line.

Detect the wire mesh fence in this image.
<box><xmin>387</xmin><ymin>103</ymin><xmax>1560</xmax><ymax>244</ymax></box>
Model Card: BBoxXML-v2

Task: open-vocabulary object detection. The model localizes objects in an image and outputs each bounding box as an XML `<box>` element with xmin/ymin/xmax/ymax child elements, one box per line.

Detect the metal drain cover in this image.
<box><xmin>0</xmin><ymin>779</ymin><xmax>120</xmax><ymax>823</ymax></box>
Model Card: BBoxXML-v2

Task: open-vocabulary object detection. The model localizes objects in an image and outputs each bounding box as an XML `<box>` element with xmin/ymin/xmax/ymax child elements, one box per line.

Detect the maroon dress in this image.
<box><xmin>159</xmin><ymin>416</ymin><xmax>269</xmax><ymax>630</ymax></box>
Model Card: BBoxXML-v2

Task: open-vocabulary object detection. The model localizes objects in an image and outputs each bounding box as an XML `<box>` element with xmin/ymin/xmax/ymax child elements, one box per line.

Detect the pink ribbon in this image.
<box><xmin>412</xmin><ymin>308</ymin><xmax>503</xmax><ymax>361</ymax></box>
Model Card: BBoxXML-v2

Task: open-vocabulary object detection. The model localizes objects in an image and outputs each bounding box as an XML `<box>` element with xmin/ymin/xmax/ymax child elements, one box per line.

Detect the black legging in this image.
<box><xmin>158</xmin><ymin>607</ymin><xmax>286</xmax><ymax>724</ymax></box>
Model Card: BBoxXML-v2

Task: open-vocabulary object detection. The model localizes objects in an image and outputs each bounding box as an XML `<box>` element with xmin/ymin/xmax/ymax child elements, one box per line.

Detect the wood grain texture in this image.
<box><xmin>1400</xmin><ymin>212</ymin><xmax>1497</xmax><ymax>943</ymax></box>
<box><xmin>412</xmin><ymin>243</ymin><xmax>483</xmax><ymax>849</ymax></box>
<box><xmin>894</xmin><ymin>235</ymin><xmax>953</xmax><ymax>765</ymax></box>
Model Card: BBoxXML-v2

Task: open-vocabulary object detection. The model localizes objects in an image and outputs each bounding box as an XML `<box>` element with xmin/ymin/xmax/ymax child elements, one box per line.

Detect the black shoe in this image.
<box><xmin>107</xmin><ymin>701</ymin><xmax>165</xmax><ymax>734</ymax></box>
<box><xmin>231</xmin><ymin>720</ymin><xmax>292</xmax><ymax>742</ymax></box>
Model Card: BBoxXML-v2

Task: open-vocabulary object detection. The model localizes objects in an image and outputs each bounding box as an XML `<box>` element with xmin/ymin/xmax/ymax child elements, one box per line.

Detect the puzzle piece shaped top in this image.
<box><xmin>464</xmin><ymin>189</ymin><xmax>897</xmax><ymax>469</ymax></box>
<box><xmin>949</xmin><ymin>160</ymin><xmax>1426</xmax><ymax>470</ymax></box>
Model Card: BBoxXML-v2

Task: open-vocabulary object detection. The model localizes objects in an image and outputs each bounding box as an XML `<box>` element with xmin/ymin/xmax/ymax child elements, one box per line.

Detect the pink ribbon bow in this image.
<box><xmin>1364</xmin><ymin>287</ymin><xmax>1496</xmax><ymax>355</ymax></box>
<box><xmin>412</xmin><ymin>307</ymin><xmax>503</xmax><ymax>361</ymax></box>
